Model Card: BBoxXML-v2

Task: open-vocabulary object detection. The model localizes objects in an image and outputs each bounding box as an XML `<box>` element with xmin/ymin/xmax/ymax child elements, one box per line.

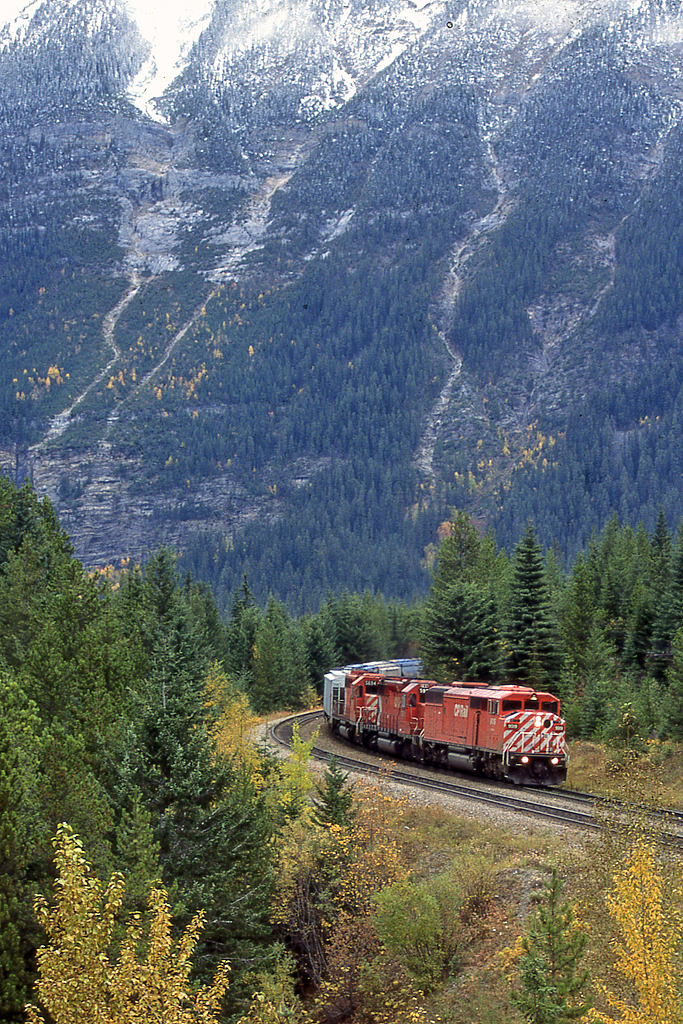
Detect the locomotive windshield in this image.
<box><xmin>502</xmin><ymin>699</ymin><xmax>522</xmax><ymax>712</ymax></box>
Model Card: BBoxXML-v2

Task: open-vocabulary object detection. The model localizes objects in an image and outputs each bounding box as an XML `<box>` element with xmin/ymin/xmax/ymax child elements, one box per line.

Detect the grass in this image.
<box><xmin>566</xmin><ymin>737</ymin><xmax>683</xmax><ymax>809</ymax></box>
<box><xmin>346</xmin><ymin>740</ymin><xmax>683</xmax><ymax>1024</ymax></box>
<box><xmin>287</xmin><ymin>728</ymin><xmax>683</xmax><ymax>1023</ymax></box>
<box><xmin>378</xmin><ymin>798</ymin><xmax>579</xmax><ymax>1024</ymax></box>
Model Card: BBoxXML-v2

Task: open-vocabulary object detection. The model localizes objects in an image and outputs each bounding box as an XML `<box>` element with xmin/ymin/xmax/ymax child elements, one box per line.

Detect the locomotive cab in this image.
<box><xmin>500</xmin><ymin>689</ymin><xmax>567</xmax><ymax>786</ymax></box>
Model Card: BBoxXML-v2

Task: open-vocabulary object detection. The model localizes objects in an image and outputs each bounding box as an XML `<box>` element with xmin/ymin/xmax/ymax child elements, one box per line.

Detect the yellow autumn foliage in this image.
<box><xmin>275</xmin><ymin>719</ymin><xmax>317</xmax><ymax>820</ymax></box>
<box><xmin>26</xmin><ymin>824</ymin><xmax>229</xmax><ymax>1024</ymax></box>
<box><xmin>583</xmin><ymin>840</ymin><xmax>683</xmax><ymax>1024</ymax></box>
<box><xmin>204</xmin><ymin>662</ymin><xmax>261</xmax><ymax>779</ymax></box>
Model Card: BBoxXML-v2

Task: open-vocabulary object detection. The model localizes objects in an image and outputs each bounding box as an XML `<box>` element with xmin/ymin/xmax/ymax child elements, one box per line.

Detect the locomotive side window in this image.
<box><xmin>502</xmin><ymin>699</ymin><xmax>522</xmax><ymax>712</ymax></box>
<box><xmin>541</xmin><ymin>701</ymin><xmax>558</xmax><ymax>714</ymax></box>
<box><xmin>425</xmin><ymin>690</ymin><xmax>444</xmax><ymax>705</ymax></box>
<box><xmin>469</xmin><ymin>697</ymin><xmax>487</xmax><ymax>710</ymax></box>
<box><xmin>356</xmin><ymin>686</ymin><xmax>363</xmax><ymax>697</ymax></box>
<box><xmin>488</xmin><ymin>700</ymin><xmax>499</xmax><ymax>715</ymax></box>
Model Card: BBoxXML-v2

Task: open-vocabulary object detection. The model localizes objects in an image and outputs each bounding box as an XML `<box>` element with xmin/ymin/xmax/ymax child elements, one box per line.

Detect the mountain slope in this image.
<box><xmin>2</xmin><ymin>0</ymin><xmax>683</xmax><ymax>607</ymax></box>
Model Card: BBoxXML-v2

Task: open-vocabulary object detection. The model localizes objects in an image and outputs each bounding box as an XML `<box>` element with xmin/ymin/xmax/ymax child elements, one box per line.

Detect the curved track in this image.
<box><xmin>272</xmin><ymin>711</ymin><xmax>683</xmax><ymax>845</ymax></box>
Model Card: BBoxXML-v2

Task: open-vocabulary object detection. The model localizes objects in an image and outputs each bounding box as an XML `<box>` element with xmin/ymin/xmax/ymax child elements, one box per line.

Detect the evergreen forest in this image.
<box><xmin>4</xmin><ymin>474</ymin><xmax>683</xmax><ymax>1021</ymax></box>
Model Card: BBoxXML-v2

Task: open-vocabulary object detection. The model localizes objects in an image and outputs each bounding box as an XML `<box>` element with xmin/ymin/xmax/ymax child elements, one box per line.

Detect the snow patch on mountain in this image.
<box><xmin>124</xmin><ymin>0</ymin><xmax>215</xmax><ymax>119</ymax></box>
<box><xmin>0</xmin><ymin>0</ymin><xmax>42</xmax><ymax>44</ymax></box>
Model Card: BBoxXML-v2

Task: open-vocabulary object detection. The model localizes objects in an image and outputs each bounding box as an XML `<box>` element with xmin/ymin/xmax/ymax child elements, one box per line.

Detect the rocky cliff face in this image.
<box><xmin>2</xmin><ymin>0</ymin><xmax>683</xmax><ymax>596</ymax></box>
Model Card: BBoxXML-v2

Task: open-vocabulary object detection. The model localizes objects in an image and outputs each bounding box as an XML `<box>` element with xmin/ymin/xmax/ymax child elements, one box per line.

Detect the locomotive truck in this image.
<box><xmin>323</xmin><ymin>660</ymin><xmax>567</xmax><ymax>786</ymax></box>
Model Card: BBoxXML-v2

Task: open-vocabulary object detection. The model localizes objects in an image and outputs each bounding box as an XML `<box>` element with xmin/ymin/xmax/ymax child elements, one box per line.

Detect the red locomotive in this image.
<box><xmin>323</xmin><ymin>660</ymin><xmax>567</xmax><ymax>786</ymax></box>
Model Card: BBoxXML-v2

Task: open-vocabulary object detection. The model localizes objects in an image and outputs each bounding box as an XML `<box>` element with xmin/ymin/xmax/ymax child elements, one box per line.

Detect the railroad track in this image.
<box><xmin>271</xmin><ymin>711</ymin><xmax>683</xmax><ymax>846</ymax></box>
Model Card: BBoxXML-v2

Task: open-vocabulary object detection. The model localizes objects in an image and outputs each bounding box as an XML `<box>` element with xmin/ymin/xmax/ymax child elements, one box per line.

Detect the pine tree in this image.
<box><xmin>511</xmin><ymin>869</ymin><xmax>590</xmax><ymax>1024</ymax></box>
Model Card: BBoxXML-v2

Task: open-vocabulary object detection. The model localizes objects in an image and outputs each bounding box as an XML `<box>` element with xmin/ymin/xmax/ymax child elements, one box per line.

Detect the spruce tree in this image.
<box><xmin>114</xmin><ymin>788</ymin><xmax>161</xmax><ymax>916</ymax></box>
<box><xmin>225</xmin><ymin>574</ymin><xmax>261</xmax><ymax>684</ymax></box>
<box><xmin>120</xmin><ymin>563</ymin><xmax>276</xmax><ymax>1009</ymax></box>
<box><xmin>562</xmin><ymin>553</ymin><xmax>597</xmax><ymax>684</ymax></box>
<box><xmin>651</xmin><ymin>520</ymin><xmax>683</xmax><ymax>677</ymax></box>
<box><xmin>511</xmin><ymin>869</ymin><xmax>590</xmax><ymax>1024</ymax></box>
<box><xmin>421</xmin><ymin>512</ymin><xmax>505</xmax><ymax>683</ymax></box>
<box><xmin>421</xmin><ymin>582</ymin><xmax>502</xmax><ymax>682</ymax></box>
<box><xmin>328</xmin><ymin>590</ymin><xmax>378</xmax><ymax>666</ymax></box>
<box><xmin>312</xmin><ymin>758</ymin><xmax>355</xmax><ymax>827</ymax></box>
<box><xmin>506</xmin><ymin>525</ymin><xmax>562</xmax><ymax>687</ymax></box>
<box><xmin>301</xmin><ymin>613</ymin><xmax>338</xmax><ymax>696</ymax></box>
<box><xmin>662</xmin><ymin>627</ymin><xmax>683</xmax><ymax>740</ymax></box>
<box><xmin>251</xmin><ymin>596</ymin><xmax>309</xmax><ymax>711</ymax></box>
<box><xmin>650</xmin><ymin>507</ymin><xmax>672</xmax><ymax>598</ymax></box>
<box><xmin>0</xmin><ymin>676</ymin><xmax>42</xmax><ymax>1021</ymax></box>
<box><xmin>623</xmin><ymin>581</ymin><xmax>655</xmax><ymax>670</ymax></box>
<box><xmin>430</xmin><ymin>510</ymin><xmax>482</xmax><ymax>595</ymax></box>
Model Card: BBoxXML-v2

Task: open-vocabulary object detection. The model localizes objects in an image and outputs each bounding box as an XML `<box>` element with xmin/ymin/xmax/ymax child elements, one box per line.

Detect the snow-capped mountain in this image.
<box><xmin>3</xmin><ymin>0</ymin><xmax>683</xmax><ymax>602</ymax></box>
<box><xmin>3</xmin><ymin>0</ymin><xmax>682</xmax><ymax>124</ymax></box>
<box><xmin>1</xmin><ymin>0</ymin><xmax>447</xmax><ymax>121</ymax></box>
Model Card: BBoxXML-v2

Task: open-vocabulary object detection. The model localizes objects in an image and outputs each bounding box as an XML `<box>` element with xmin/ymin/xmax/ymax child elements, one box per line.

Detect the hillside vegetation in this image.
<box><xmin>2</xmin><ymin>477</ymin><xmax>683</xmax><ymax>1019</ymax></box>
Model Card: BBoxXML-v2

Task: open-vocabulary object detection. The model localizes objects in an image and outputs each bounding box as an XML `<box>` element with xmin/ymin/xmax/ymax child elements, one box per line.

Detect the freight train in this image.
<box><xmin>323</xmin><ymin>660</ymin><xmax>567</xmax><ymax>786</ymax></box>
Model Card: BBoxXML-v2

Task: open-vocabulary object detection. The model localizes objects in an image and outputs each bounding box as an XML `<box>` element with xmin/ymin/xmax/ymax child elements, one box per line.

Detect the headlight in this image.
<box><xmin>551</xmin><ymin>757</ymin><xmax>559</xmax><ymax>765</ymax></box>
<box><xmin>521</xmin><ymin>756</ymin><xmax>529</xmax><ymax>764</ymax></box>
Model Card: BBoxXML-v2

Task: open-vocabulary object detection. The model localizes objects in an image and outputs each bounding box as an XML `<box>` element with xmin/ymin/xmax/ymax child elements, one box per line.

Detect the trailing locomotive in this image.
<box><xmin>323</xmin><ymin>660</ymin><xmax>567</xmax><ymax>786</ymax></box>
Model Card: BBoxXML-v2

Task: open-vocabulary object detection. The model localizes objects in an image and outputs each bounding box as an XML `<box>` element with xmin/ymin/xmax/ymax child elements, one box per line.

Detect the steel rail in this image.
<box><xmin>270</xmin><ymin>710</ymin><xmax>683</xmax><ymax>846</ymax></box>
